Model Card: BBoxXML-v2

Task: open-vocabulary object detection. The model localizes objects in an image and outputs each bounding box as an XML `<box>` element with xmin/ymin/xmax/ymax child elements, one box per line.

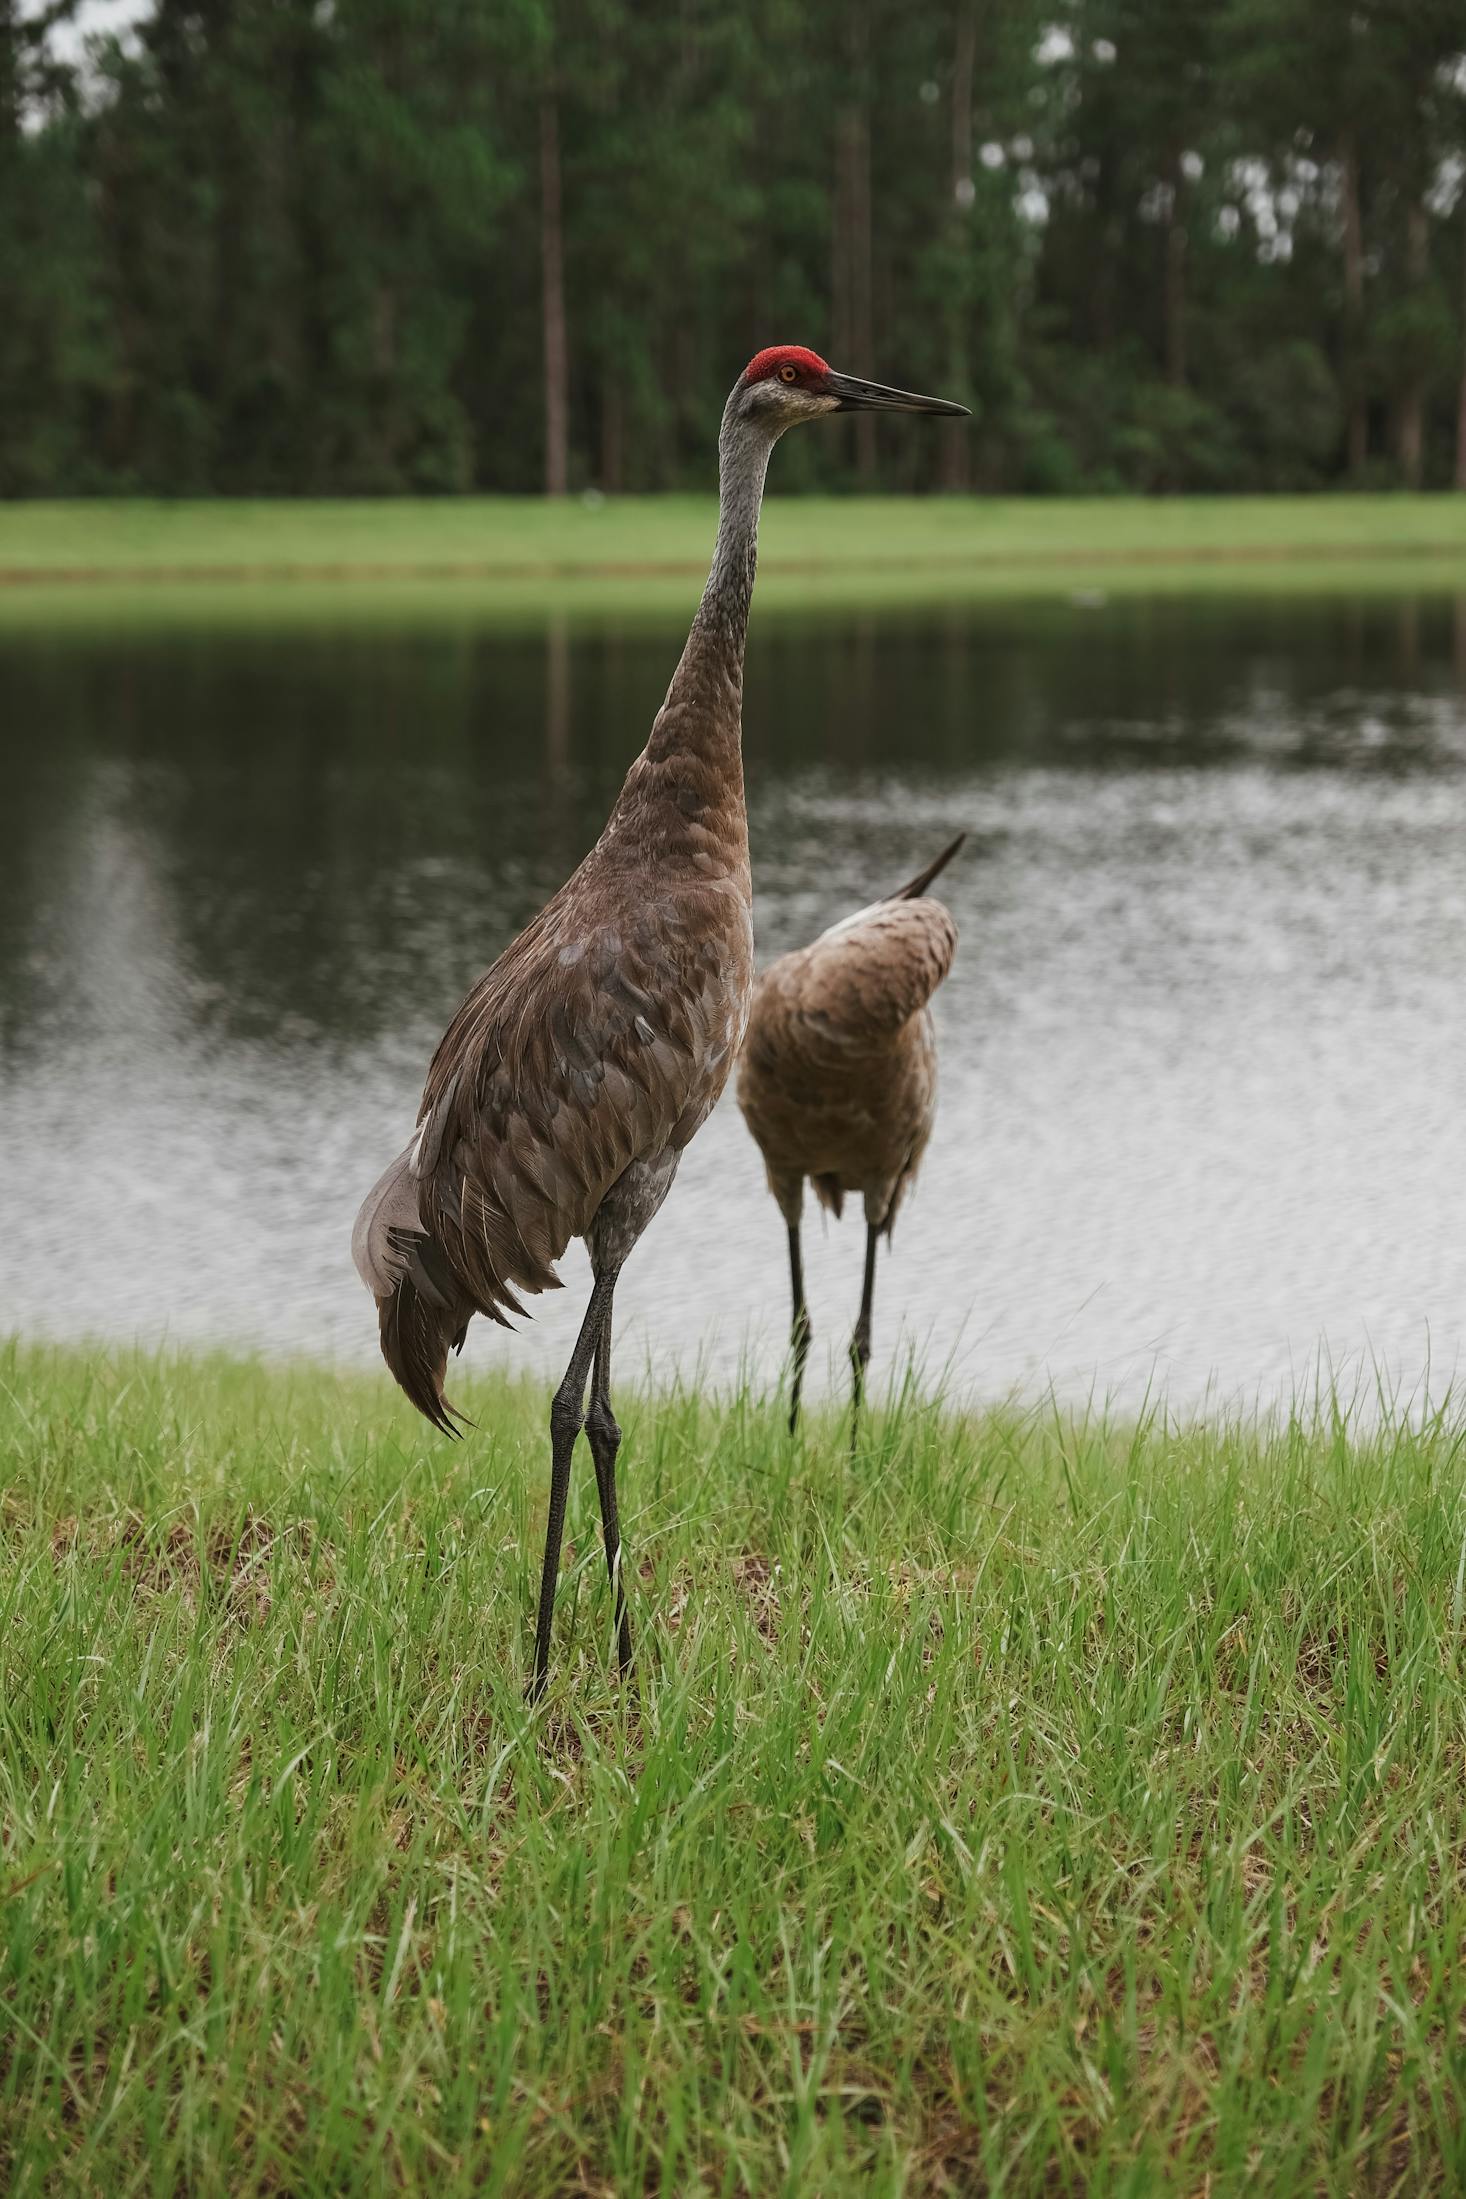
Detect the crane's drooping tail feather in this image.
<box><xmin>352</xmin><ymin>1146</ymin><xmax>475</xmax><ymax>1437</ymax></box>
<box><xmin>380</xmin><ymin>1256</ymin><xmax>473</xmax><ymax>1438</ymax></box>
<box><xmin>889</xmin><ymin>832</ymin><xmax>966</xmax><ymax>904</ymax></box>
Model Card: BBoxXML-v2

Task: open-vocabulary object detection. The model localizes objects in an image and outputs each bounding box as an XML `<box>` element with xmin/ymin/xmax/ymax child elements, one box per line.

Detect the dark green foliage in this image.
<box><xmin>2</xmin><ymin>0</ymin><xmax>1464</xmax><ymax>494</ymax></box>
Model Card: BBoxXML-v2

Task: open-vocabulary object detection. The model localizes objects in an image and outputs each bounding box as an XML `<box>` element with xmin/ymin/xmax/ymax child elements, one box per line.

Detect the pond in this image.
<box><xmin>2</xmin><ymin>590</ymin><xmax>1464</xmax><ymax>1413</ymax></box>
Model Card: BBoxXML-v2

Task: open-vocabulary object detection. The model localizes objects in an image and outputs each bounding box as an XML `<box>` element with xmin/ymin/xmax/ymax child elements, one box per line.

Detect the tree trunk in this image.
<box><xmin>834</xmin><ymin>100</ymin><xmax>876</xmax><ymax>481</ymax></box>
<box><xmin>950</xmin><ymin>1</ymin><xmax>974</xmax><ymax>200</ymax></box>
<box><xmin>1341</xmin><ymin>132</ymin><xmax>1367</xmax><ymax>475</ymax></box>
<box><xmin>1396</xmin><ymin>199</ymin><xmax>1427</xmax><ymax>490</ymax></box>
<box><xmin>1163</xmin><ymin>146</ymin><xmax>1186</xmax><ymax>389</ymax></box>
<box><xmin>1456</xmin><ymin>199</ymin><xmax>1466</xmax><ymax>492</ymax></box>
<box><xmin>539</xmin><ymin>91</ymin><xmax>568</xmax><ymax>497</ymax></box>
<box><xmin>600</xmin><ymin>378</ymin><xmax>623</xmax><ymax>494</ymax></box>
<box><xmin>1398</xmin><ymin>386</ymin><xmax>1423</xmax><ymax>492</ymax></box>
<box><xmin>831</xmin><ymin>6</ymin><xmax>875</xmax><ymax>481</ymax></box>
<box><xmin>853</xmin><ymin>107</ymin><xmax>875</xmax><ymax>479</ymax></box>
<box><xmin>940</xmin><ymin>0</ymin><xmax>977</xmax><ymax>493</ymax></box>
<box><xmin>831</xmin><ymin>122</ymin><xmax>850</xmax><ymax>362</ymax></box>
<box><xmin>1</xmin><ymin>0</ymin><xmax>21</xmax><ymax>158</ymax></box>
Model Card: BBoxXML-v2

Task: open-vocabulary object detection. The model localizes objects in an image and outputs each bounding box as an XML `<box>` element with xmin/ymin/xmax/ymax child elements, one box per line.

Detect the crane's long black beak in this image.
<box><xmin>825</xmin><ymin>371</ymin><xmax>969</xmax><ymax>417</ymax></box>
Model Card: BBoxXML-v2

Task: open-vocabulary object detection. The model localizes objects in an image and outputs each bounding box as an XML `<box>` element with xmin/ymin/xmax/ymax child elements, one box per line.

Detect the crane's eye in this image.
<box><xmin>779</xmin><ymin>364</ymin><xmax>798</xmax><ymax>384</ymax></box>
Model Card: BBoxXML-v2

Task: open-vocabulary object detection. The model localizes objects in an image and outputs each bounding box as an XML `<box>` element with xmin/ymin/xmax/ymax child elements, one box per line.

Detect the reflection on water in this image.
<box><xmin>2</xmin><ymin>593</ymin><xmax>1464</xmax><ymax>1411</ymax></box>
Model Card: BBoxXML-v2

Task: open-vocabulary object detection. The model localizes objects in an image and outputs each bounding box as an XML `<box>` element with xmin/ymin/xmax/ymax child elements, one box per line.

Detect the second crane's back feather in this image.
<box><xmin>737</xmin><ymin>894</ymin><xmax>958</xmax><ymax>1231</ymax></box>
<box><xmin>766</xmin><ymin>897</ymin><xmax>958</xmax><ymax>1045</ymax></box>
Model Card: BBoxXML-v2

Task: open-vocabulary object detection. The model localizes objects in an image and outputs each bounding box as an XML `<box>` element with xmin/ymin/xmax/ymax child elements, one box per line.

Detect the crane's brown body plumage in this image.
<box><xmin>352</xmin><ymin>344</ymin><xmax>966</xmax><ymax>1694</ymax></box>
<box><xmin>737</xmin><ymin>837</ymin><xmax>963</xmax><ymax>1426</ymax></box>
<box><xmin>353</xmin><ymin>684</ymin><xmax>753</xmax><ymax>1433</ymax></box>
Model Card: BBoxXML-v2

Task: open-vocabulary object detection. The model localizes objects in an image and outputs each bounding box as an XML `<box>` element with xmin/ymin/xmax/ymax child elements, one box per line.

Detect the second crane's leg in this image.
<box><xmin>531</xmin><ymin>1270</ymin><xmax>614</xmax><ymax>1702</ymax></box>
<box><xmin>788</xmin><ymin>1221</ymin><xmax>812</xmax><ymax>1435</ymax></box>
<box><xmin>849</xmin><ymin>1225</ymin><xmax>879</xmax><ymax>1445</ymax></box>
<box><xmin>584</xmin><ymin>1269</ymin><xmax>633</xmax><ymax>1675</ymax></box>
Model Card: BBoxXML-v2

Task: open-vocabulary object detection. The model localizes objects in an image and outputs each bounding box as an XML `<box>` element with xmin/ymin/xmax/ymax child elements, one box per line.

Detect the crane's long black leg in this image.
<box><xmin>788</xmin><ymin>1220</ymin><xmax>812</xmax><ymax>1435</ymax></box>
<box><xmin>531</xmin><ymin>1270</ymin><xmax>615</xmax><ymax>1703</ymax></box>
<box><xmin>849</xmin><ymin>1224</ymin><xmax>880</xmax><ymax>1448</ymax></box>
<box><xmin>584</xmin><ymin>1268</ymin><xmax>633</xmax><ymax>1676</ymax></box>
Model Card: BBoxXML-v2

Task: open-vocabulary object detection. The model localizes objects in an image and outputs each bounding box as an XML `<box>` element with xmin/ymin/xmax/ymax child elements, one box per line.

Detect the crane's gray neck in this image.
<box><xmin>688</xmin><ymin>401</ymin><xmax>778</xmax><ymax>674</ymax></box>
<box><xmin>604</xmin><ymin>388</ymin><xmax>780</xmax><ymax>859</ymax></box>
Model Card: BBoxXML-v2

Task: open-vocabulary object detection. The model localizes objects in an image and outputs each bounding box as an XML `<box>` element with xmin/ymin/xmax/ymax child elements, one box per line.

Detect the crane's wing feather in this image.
<box><xmin>353</xmin><ymin>877</ymin><xmax>748</xmax><ymax>1428</ymax></box>
<box><xmin>417</xmin><ymin>900</ymin><xmax>735</xmax><ymax>1316</ymax></box>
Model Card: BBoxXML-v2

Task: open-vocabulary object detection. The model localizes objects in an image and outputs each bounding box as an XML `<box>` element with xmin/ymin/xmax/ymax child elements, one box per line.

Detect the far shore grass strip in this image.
<box><xmin>2</xmin><ymin>491</ymin><xmax>1464</xmax><ymax>587</ymax></box>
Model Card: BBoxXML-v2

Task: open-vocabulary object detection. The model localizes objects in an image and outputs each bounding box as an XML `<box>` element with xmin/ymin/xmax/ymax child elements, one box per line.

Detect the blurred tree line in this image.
<box><xmin>3</xmin><ymin>0</ymin><xmax>1466</xmax><ymax>496</ymax></box>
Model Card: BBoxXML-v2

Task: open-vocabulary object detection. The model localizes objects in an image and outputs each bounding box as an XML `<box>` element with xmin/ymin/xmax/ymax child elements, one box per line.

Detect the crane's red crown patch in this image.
<box><xmin>743</xmin><ymin>345</ymin><xmax>831</xmax><ymax>385</ymax></box>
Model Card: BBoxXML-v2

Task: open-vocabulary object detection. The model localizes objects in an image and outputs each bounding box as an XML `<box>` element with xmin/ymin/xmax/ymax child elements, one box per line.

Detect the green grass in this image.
<box><xmin>0</xmin><ymin>495</ymin><xmax>1463</xmax><ymax>630</ymax></box>
<box><xmin>8</xmin><ymin>493</ymin><xmax>1466</xmax><ymax>575</ymax></box>
<box><xmin>4</xmin><ymin>1343</ymin><xmax>1466</xmax><ymax>2193</ymax></box>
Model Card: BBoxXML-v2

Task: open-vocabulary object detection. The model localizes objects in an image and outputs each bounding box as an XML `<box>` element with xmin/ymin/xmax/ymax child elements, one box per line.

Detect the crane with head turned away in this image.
<box><xmin>353</xmin><ymin>345</ymin><xmax>967</xmax><ymax>1699</ymax></box>
<box><xmin>737</xmin><ymin>834</ymin><xmax>965</xmax><ymax>1435</ymax></box>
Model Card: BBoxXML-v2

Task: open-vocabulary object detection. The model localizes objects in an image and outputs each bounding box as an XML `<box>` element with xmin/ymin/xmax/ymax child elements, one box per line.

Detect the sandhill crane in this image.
<box><xmin>353</xmin><ymin>346</ymin><xmax>966</xmax><ymax>1696</ymax></box>
<box><xmin>736</xmin><ymin>834</ymin><xmax>965</xmax><ymax>1434</ymax></box>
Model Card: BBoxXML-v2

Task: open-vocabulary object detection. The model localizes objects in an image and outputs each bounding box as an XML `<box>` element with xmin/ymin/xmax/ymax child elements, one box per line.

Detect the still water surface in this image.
<box><xmin>3</xmin><ymin>593</ymin><xmax>1464</xmax><ymax>1411</ymax></box>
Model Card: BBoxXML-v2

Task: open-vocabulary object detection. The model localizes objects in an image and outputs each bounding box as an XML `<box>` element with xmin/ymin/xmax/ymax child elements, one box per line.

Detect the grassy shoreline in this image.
<box><xmin>0</xmin><ymin>494</ymin><xmax>1463</xmax><ymax>628</ymax></box>
<box><xmin>4</xmin><ymin>1340</ymin><xmax>1466</xmax><ymax>2191</ymax></box>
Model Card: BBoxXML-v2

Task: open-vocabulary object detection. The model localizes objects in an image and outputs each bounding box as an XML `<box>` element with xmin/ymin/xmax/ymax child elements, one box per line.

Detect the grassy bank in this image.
<box><xmin>3</xmin><ymin>1343</ymin><xmax>1466</xmax><ymax>2192</ymax></box>
<box><xmin>0</xmin><ymin>495</ymin><xmax>1463</xmax><ymax>629</ymax></box>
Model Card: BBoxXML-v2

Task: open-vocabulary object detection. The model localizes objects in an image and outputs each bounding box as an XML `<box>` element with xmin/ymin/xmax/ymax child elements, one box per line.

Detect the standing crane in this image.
<box><xmin>353</xmin><ymin>346</ymin><xmax>966</xmax><ymax>1697</ymax></box>
<box><xmin>736</xmin><ymin>834</ymin><xmax>965</xmax><ymax>1434</ymax></box>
